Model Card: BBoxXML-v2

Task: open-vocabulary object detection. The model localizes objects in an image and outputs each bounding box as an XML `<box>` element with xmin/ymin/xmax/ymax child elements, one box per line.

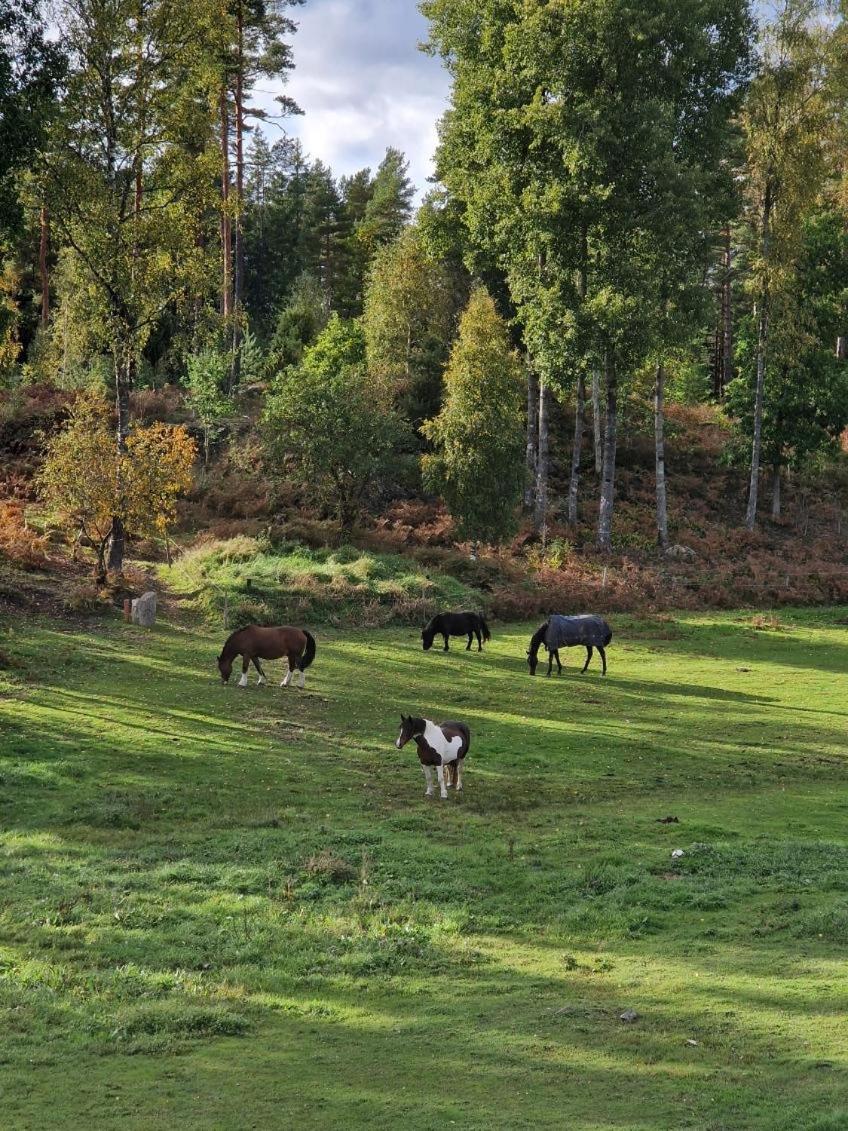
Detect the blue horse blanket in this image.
<box><xmin>545</xmin><ymin>615</ymin><xmax>612</xmax><ymax>651</ymax></box>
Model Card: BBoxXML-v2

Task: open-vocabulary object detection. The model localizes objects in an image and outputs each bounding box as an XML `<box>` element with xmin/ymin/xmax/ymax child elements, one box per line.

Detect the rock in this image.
<box><xmin>671</xmin><ymin>849</ymin><xmax>685</xmax><ymax>859</ymax></box>
<box><xmin>131</xmin><ymin>590</ymin><xmax>157</xmax><ymax>627</ymax></box>
<box><xmin>619</xmin><ymin>1009</ymin><xmax>640</xmax><ymax>1023</ymax></box>
<box><xmin>665</xmin><ymin>543</ymin><xmax>696</xmax><ymax>561</ymax></box>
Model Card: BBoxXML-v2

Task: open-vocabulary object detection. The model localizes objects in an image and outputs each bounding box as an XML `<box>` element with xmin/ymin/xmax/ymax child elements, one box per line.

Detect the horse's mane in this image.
<box><xmin>528</xmin><ymin>621</ymin><xmax>549</xmax><ymax>654</ymax></box>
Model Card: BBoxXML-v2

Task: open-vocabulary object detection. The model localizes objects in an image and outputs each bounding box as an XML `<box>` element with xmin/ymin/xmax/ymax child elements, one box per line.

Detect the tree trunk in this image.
<box><xmin>592</xmin><ymin>368</ymin><xmax>603</xmax><ymax>476</ymax></box>
<box><xmin>746</xmin><ymin>296</ymin><xmax>769</xmax><ymax>530</ymax></box>
<box><xmin>107</xmin><ymin>349</ymin><xmax>133</xmax><ymax>574</ymax></box>
<box><xmin>654</xmin><ymin>361</ymin><xmax>669</xmax><ymax>550</ymax></box>
<box><xmin>39</xmin><ymin>205</ymin><xmax>50</xmax><ymax>325</ymax></box>
<box><xmin>220</xmin><ymin>88</ymin><xmax>232</xmax><ymax>320</ymax></box>
<box><xmin>231</xmin><ymin>0</ymin><xmax>245</xmax><ymax>385</ymax></box>
<box><xmin>534</xmin><ymin>378</ymin><xmax>549</xmax><ymax>537</ymax></box>
<box><xmin>597</xmin><ymin>349</ymin><xmax>617</xmax><ymax>552</ymax></box>
<box><xmin>771</xmin><ymin>464</ymin><xmax>781</xmax><ymax>519</ymax></box>
<box><xmin>746</xmin><ymin>185</ymin><xmax>772</xmax><ymax>531</ymax></box>
<box><xmin>525</xmin><ymin>363</ymin><xmax>539</xmax><ymax>509</ymax></box>
<box><xmin>721</xmin><ymin>224</ymin><xmax>734</xmax><ymax>397</ymax></box>
<box><xmin>837</xmin><ymin>335</ymin><xmax>847</xmax><ymax>361</ymax></box>
<box><xmin>567</xmin><ymin>371</ymin><xmax>585</xmax><ymax>526</ymax></box>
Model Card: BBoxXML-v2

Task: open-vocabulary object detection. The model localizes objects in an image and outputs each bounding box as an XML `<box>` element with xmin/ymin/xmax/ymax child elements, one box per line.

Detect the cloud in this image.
<box><xmin>254</xmin><ymin>0</ymin><xmax>451</xmax><ymax>200</ymax></box>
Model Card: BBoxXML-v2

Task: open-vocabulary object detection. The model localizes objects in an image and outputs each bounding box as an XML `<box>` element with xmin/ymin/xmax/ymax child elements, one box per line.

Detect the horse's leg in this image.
<box><xmin>422</xmin><ymin>765</ymin><xmax>435</xmax><ymax>797</ymax></box>
<box><xmin>295</xmin><ymin>650</ymin><xmax>306</xmax><ymax>689</ymax></box>
<box><xmin>281</xmin><ymin>655</ymin><xmax>293</xmax><ymax>687</ymax></box>
<box><xmin>547</xmin><ymin>649</ymin><xmax>554</xmax><ymax>677</ymax></box>
<box><xmin>555</xmin><ymin>650</ymin><xmax>563</xmax><ymax>676</ymax></box>
<box><xmin>476</xmin><ymin>628</ymin><xmax>483</xmax><ymax>651</ymax></box>
<box><xmin>466</xmin><ymin>632</ymin><xmax>473</xmax><ymax>651</ymax></box>
<box><xmin>238</xmin><ymin>655</ymin><xmax>250</xmax><ymax>688</ymax></box>
<box><xmin>443</xmin><ymin>633</ymin><xmax>450</xmax><ymax>651</ymax></box>
<box><xmin>599</xmin><ymin>646</ymin><xmax>607</xmax><ymax>675</ymax></box>
<box><xmin>456</xmin><ymin>760</ymin><xmax>464</xmax><ymax>793</ymax></box>
<box><xmin>436</xmin><ymin>764</ymin><xmax>448</xmax><ymax>800</ymax></box>
<box><xmin>582</xmin><ymin>646</ymin><xmax>593</xmax><ymax>674</ymax></box>
<box><xmin>253</xmin><ymin>658</ymin><xmax>268</xmax><ymax>686</ymax></box>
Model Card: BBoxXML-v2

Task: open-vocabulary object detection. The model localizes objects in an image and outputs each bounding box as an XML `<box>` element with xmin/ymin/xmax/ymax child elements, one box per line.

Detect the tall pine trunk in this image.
<box><xmin>746</xmin><ymin>184</ymin><xmax>772</xmax><ymax>531</ymax></box>
<box><xmin>232</xmin><ymin>0</ymin><xmax>245</xmax><ymax>384</ymax></box>
<box><xmin>654</xmin><ymin>361</ymin><xmax>669</xmax><ymax>550</ymax></box>
<box><xmin>525</xmin><ymin>363</ymin><xmax>539</xmax><ymax>509</ymax></box>
<box><xmin>597</xmin><ymin>349</ymin><xmax>617</xmax><ymax>552</ymax></box>
<box><xmin>39</xmin><ymin>205</ymin><xmax>50</xmax><ymax>325</ymax></box>
<box><xmin>534</xmin><ymin>378</ymin><xmax>549</xmax><ymax>536</ymax></box>
<box><xmin>567</xmin><ymin>372</ymin><xmax>585</xmax><ymax>525</ymax></box>
<box><xmin>220</xmin><ymin>88</ymin><xmax>232</xmax><ymax>320</ymax></box>
<box><xmin>592</xmin><ymin>369</ymin><xmax>603</xmax><ymax>476</ymax></box>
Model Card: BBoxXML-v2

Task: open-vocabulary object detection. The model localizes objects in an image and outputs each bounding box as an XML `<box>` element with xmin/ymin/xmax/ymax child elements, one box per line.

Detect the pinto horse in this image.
<box><xmin>396</xmin><ymin>715</ymin><xmax>471</xmax><ymax>799</ymax></box>
<box><xmin>422</xmin><ymin>611</ymin><xmax>491</xmax><ymax>652</ymax></box>
<box><xmin>218</xmin><ymin>625</ymin><xmax>316</xmax><ymax>689</ymax></box>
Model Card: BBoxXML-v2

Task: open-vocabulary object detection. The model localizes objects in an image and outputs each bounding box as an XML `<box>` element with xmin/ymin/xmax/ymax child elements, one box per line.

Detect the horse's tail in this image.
<box><xmin>300</xmin><ymin>630</ymin><xmax>317</xmax><ymax>671</ymax></box>
<box><xmin>479</xmin><ymin>616</ymin><xmax>491</xmax><ymax>642</ymax></box>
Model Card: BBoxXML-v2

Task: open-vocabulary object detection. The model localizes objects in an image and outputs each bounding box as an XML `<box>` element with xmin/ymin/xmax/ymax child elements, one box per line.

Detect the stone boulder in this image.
<box><xmin>665</xmin><ymin>544</ymin><xmax>696</xmax><ymax>562</ymax></box>
<box><xmin>131</xmin><ymin>591</ymin><xmax>157</xmax><ymax>627</ymax></box>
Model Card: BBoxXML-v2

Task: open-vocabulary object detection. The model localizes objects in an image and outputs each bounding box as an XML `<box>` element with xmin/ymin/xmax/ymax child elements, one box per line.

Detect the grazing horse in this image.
<box><xmin>218</xmin><ymin>625</ymin><xmax>316</xmax><ymax>689</ymax></box>
<box><xmin>422</xmin><ymin>611</ymin><xmax>491</xmax><ymax>652</ymax></box>
<box><xmin>395</xmin><ymin>714</ymin><xmax>471</xmax><ymax>799</ymax></box>
<box><xmin>527</xmin><ymin>614</ymin><xmax>612</xmax><ymax>677</ymax></box>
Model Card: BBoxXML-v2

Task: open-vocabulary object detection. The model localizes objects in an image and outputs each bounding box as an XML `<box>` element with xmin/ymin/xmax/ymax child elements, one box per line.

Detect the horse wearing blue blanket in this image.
<box><xmin>527</xmin><ymin>615</ymin><xmax>612</xmax><ymax>676</ymax></box>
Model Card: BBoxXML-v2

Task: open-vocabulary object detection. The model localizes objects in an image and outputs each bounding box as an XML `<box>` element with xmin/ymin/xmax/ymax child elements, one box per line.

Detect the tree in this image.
<box><xmin>264</xmin><ymin>315</ymin><xmax>407</xmax><ymax>528</ymax></box>
<box><xmin>267</xmin><ymin>271</ymin><xmax>329</xmax><ymax>373</ymax></box>
<box><xmin>421</xmin><ymin>288</ymin><xmax>526</xmax><ymax>550</ymax></box>
<box><xmin>42</xmin><ymin>0</ymin><xmax>219</xmax><ymax>570</ymax></box>
<box><xmin>728</xmin><ymin>202</ymin><xmax>848</xmax><ymax>512</ymax></box>
<box><xmin>186</xmin><ymin>347</ymin><xmax>231</xmax><ymax>467</ymax></box>
<box><xmin>0</xmin><ymin>0</ymin><xmax>64</xmax><ymax>239</ymax></box>
<box><xmin>219</xmin><ymin>0</ymin><xmax>302</xmax><ymax>376</ymax></box>
<box><xmin>363</xmin><ymin>224</ymin><xmax>461</xmax><ymax>429</ymax></box>
<box><xmin>424</xmin><ymin>0</ymin><xmax>752</xmax><ymax>548</ymax></box>
<box><xmin>355</xmin><ymin>149</ymin><xmax>414</xmax><ymax>258</ymax></box>
<box><xmin>740</xmin><ymin>0</ymin><xmax>836</xmax><ymax>529</ymax></box>
<box><xmin>39</xmin><ymin>393</ymin><xmax>195</xmax><ymax>578</ymax></box>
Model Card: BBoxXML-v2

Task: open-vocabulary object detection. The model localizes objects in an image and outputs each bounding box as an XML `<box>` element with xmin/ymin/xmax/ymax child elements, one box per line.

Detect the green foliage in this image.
<box><xmin>422</xmin><ymin>289</ymin><xmax>525</xmax><ymax>545</ymax></box>
<box><xmin>363</xmin><ymin>224</ymin><xmax>461</xmax><ymax>428</ymax></box>
<box><xmin>267</xmin><ymin>272</ymin><xmax>329</xmax><ymax>374</ymax></box>
<box><xmin>186</xmin><ymin>348</ymin><xmax>231</xmax><ymax>466</ymax></box>
<box><xmin>264</xmin><ymin>315</ymin><xmax>408</xmax><ymax>527</ymax></box>
<box><xmin>0</xmin><ymin>0</ymin><xmax>64</xmax><ymax>238</ymax></box>
<box><xmin>727</xmin><ymin>203</ymin><xmax>848</xmax><ymax>470</ymax></box>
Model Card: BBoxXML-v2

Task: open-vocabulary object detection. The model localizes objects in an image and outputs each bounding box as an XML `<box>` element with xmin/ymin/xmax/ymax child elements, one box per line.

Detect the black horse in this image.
<box><xmin>527</xmin><ymin>615</ymin><xmax>612</xmax><ymax>676</ymax></box>
<box><xmin>422</xmin><ymin>611</ymin><xmax>491</xmax><ymax>652</ymax></box>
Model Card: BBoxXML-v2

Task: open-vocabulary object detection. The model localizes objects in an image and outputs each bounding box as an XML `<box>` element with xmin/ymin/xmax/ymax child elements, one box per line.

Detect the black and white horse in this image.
<box><xmin>422</xmin><ymin>611</ymin><xmax>491</xmax><ymax>652</ymax></box>
<box><xmin>527</xmin><ymin>615</ymin><xmax>612</xmax><ymax>676</ymax></box>
<box><xmin>395</xmin><ymin>715</ymin><xmax>471</xmax><ymax>799</ymax></box>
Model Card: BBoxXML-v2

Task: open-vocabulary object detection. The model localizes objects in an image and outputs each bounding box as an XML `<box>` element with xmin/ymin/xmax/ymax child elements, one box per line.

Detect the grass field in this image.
<box><xmin>1</xmin><ymin>606</ymin><xmax>848</xmax><ymax>1129</ymax></box>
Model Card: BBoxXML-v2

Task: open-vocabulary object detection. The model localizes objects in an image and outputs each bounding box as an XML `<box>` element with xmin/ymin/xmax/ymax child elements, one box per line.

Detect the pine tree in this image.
<box><xmin>422</xmin><ymin>288</ymin><xmax>526</xmax><ymax>549</ymax></box>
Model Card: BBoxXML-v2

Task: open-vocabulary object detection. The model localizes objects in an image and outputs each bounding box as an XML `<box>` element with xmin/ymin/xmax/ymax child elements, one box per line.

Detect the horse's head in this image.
<box><xmin>527</xmin><ymin>647</ymin><xmax>539</xmax><ymax>676</ymax></box>
<box><xmin>396</xmin><ymin>714</ymin><xmax>416</xmax><ymax>749</ymax></box>
<box><xmin>421</xmin><ymin>625</ymin><xmax>434</xmax><ymax>651</ymax></box>
<box><xmin>218</xmin><ymin>652</ymin><xmax>233</xmax><ymax>683</ymax></box>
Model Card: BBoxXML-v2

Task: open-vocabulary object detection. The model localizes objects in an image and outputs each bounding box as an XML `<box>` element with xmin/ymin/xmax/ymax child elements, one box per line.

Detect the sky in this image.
<box><xmin>258</xmin><ymin>0</ymin><xmax>452</xmax><ymax>200</ymax></box>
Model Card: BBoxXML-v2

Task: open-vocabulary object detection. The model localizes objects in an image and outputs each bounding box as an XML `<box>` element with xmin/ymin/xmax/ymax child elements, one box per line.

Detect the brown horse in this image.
<box><xmin>218</xmin><ymin>625</ymin><xmax>316</xmax><ymax>689</ymax></box>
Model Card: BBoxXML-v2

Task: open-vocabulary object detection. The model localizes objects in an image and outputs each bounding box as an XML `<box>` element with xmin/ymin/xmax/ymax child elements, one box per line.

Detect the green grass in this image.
<box><xmin>167</xmin><ymin>536</ymin><xmax>481</xmax><ymax>628</ymax></box>
<box><xmin>1</xmin><ymin>605</ymin><xmax>848</xmax><ymax>1129</ymax></box>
